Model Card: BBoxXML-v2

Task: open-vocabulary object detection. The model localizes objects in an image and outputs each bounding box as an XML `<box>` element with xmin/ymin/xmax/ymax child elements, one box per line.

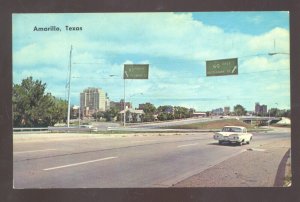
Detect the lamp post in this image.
<box><xmin>268</xmin><ymin>109</ymin><xmax>271</xmax><ymax>128</ymax></box>
<box><xmin>67</xmin><ymin>45</ymin><xmax>73</xmax><ymax>128</ymax></box>
<box><xmin>108</xmin><ymin>74</ymin><xmax>125</xmax><ymax>126</ymax></box>
<box><xmin>78</xmin><ymin>106</ymin><xmax>81</xmax><ymax>127</ymax></box>
<box><xmin>124</xmin><ymin>78</ymin><xmax>126</xmax><ymax>127</ymax></box>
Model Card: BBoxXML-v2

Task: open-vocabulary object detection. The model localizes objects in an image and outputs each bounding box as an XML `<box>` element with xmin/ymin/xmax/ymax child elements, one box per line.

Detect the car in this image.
<box><xmin>213</xmin><ymin>126</ymin><xmax>253</xmax><ymax>146</ymax></box>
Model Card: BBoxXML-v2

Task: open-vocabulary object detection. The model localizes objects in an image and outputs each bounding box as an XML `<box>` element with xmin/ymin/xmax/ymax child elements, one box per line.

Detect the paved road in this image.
<box><xmin>13</xmin><ymin>129</ymin><xmax>290</xmax><ymax>188</ymax></box>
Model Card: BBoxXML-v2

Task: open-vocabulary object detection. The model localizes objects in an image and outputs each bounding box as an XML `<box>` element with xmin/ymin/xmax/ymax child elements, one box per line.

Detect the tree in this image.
<box><xmin>233</xmin><ymin>104</ymin><xmax>246</xmax><ymax>116</ymax></box>
<box><xmin>157</xmin><ymin>113</ymin><xmax>168</xmax><ymax>121</ymax></box>
<box><xmin>104</xmin><ymin>107</ymin><xmax>119</xmax><ymax>122</ymax></box>
<box><xmin>174</xmin><ymin>106</ymin><xmax>189</xmax><ymax>119</ymax></box>
<box><xmin>189</xmin><ymin>108</ymin><xmax>196</xmax><ymax>118</ymax></box>
<box><xmin>269</xmin><ymin>108</ymin><xmax>280</xmax><ymax>117</ymax></box>
<box><xmin>50</xmin><ymin>97</ymin><xmax>68</xmax><ymax>125</ymax></box>
<box><xmin>13</xmin><ymin>77</ymin><xmax>67</xmax><ymax>127</ymax></box>
<box><xmin>92</xmin><ymin>111</ymin><xmax>105</xmax><ymax>121</ymax></box>
<box><xmin>157</xmin><ymin>105</ymin><xmax>175</xmax><ymax>121</ymax></box>
<box><xmin>141</xmin><ymin>103</ymin><xmax>156</xmax><ymax>122</ymax></box>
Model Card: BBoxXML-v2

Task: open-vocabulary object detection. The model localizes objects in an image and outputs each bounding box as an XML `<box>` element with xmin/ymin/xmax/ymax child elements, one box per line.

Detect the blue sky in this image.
<box><xmin>13</xmin><ymin>12</ymin><xmax>290</xmax><ymax>111</ymax></box>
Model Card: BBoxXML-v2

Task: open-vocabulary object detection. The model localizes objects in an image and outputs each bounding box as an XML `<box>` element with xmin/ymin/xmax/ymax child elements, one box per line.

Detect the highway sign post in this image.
<box><xmin>124</xmin><ymin>64</ymin><xmax>149</xmax><ymax>79</ymax></box>
<box><xmin>123</xmin><ymin>64</ymin><xmax>149</xmax><ymax>127</ymax></box>
<box><xmin>206</xmin><ymin>58</ymin><xmax>238</xmax><ymax>76</ymax></box>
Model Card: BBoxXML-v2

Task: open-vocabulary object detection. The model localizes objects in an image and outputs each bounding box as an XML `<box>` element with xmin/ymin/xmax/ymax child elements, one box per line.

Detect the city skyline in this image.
<box><xmin>13</xmin><ymin>12</ymin><xmax>290</xmax><ymax>111</ymax></box>
<box><xmin>76</xmin><ymin>86</ymin><xmax>276</xmax><ymax>114</ymax></box>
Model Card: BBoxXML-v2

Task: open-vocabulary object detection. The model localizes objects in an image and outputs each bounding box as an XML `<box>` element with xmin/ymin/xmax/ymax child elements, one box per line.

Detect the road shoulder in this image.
<box><xmin>173</xmin><ymin>140</ymin><xmax>290</xmax><ymax>187</ymax></box>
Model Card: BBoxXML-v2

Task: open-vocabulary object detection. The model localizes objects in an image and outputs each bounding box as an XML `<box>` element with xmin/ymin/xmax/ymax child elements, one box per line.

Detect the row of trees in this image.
<box><xmin>91</xmin><ymin>103</ymin><xmax>196</xmax><ymax>123</ymax></box>
<box><xmin>13</xmin><ymin>77</ymin><xmax>68</xmax><ymax>127</ymax></box>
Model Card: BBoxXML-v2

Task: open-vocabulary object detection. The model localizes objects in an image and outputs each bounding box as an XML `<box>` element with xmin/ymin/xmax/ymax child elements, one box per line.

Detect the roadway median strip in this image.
<box><xmin>43</xmin><ymin>156</ymin><xmax>118</xmax><ymax>171</ymax></box>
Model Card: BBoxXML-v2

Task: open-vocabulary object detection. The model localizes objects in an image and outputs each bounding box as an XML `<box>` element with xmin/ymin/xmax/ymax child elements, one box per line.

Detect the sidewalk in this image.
<box><xmin>174</xmin><ymin>140</ymin><xmax>290</xmax><ymax>187</ymax></box>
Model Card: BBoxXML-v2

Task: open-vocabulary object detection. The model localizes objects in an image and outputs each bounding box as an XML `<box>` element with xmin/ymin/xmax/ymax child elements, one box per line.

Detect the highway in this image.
<box><xmin>13</xmin><ymin>128</ymin><xmax>290</xmax><ymax>188</ymax></box>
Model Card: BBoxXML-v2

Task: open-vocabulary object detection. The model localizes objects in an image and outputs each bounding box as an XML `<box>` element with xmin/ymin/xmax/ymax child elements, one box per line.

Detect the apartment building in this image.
<box><xmin>80</xmin><ymin>87</ymin><xmax>107</xmax><ymax>117</ymax></box>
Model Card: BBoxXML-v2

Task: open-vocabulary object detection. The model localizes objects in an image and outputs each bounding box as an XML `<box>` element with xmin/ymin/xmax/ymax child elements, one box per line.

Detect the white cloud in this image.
<box><xmin>13</xmin><ymin>12</ymin><xmax>290</xmax><ymax>110</ymax></box>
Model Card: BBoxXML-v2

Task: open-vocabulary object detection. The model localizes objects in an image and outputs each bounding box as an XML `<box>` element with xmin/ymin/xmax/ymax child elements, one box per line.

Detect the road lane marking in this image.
<box><xmin>14</xmin><ymin>149</ymin><xmax>57</xmax><ymax>154</ymax></box>
<box><xmin>132</xmin><ymin>140</ymin><xmax>156</xmax><ymax>143</ymax></box>
<box><xmin>177</xmin><ymin>143</ymin><xmax>198</xmax><ymax>148</ymax></box>
<box><xmin>43</xmin><ymin>156</ymin><xmax>118</xmax><ymax>171</ymax></box>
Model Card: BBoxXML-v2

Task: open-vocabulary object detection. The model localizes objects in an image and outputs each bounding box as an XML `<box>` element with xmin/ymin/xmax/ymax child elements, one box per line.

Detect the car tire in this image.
<box><xmin>247</xmin><ymin>137</ymin><xmax>252</xmax><ymax>144</ymax></box>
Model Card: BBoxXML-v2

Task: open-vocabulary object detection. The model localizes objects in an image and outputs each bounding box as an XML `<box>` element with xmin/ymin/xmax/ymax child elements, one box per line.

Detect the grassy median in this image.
<box><xmin>162</xmin><ymin>119</ymin><xmax>256</xmax><ymax>130</ymax></box>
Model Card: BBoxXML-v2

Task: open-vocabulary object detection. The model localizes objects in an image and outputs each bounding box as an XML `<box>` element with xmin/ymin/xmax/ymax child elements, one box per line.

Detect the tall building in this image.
<box><xmin>80</xmin><ymin>87</ymin><xmax>106</xmax><ymax>117</ymax></box>
<box><xmin>255</xmin><ymin>102</ymin><xmax>261</xmax><ymax>114</ymax></box>
<box><xmin>255</xmin><ymin>102</ymin><xmax>268</xmax><ymax>116</ymax></box>
<box><xmin>224</xmin><ymin>106</ymin><xmax>230</xmax><ymax>115</ymax></box>
<box><xmin>212</xmin><ymin>108</ymin><xmax>223</xmax><ymax>115</ymax></box>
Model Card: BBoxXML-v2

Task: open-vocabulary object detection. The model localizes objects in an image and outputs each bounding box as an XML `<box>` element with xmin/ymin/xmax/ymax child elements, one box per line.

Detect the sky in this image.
<box><xmin>12</xmin><ymin>12</ymin><xmax>290</xmax><ymax>112</ymax></box>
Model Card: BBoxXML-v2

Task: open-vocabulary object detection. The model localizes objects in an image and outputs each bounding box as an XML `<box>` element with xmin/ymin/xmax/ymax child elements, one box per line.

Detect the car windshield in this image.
<box><xmin>222</xmin><ymin>127</ymin><xmax>242</xmax><ymax>132</ymax></box>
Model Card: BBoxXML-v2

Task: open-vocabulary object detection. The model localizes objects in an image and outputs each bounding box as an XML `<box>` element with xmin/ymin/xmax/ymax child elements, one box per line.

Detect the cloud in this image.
<box><xmin>13</xmin><ymin>12</ymin><xmax>290</xmax><ymax>111</ymax></box>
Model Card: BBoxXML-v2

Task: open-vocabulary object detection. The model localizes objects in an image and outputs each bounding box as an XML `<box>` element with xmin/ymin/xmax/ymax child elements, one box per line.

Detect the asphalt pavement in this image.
<box><xmin>13</xmin><ymin>128</ymin><xmax>290</xmax><ymax>188</ymax></box>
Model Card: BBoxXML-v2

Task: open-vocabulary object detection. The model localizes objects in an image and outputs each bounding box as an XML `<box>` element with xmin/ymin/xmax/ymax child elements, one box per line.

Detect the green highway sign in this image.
<box><xmin>124</xmin><ymin>64</ymin><xmax>149</xmax><ymax>79</ymax></box>
<box><xmin>206</xmin><ymin>58</ymin><xmax>238</xmax><ymax>76</ymax></box>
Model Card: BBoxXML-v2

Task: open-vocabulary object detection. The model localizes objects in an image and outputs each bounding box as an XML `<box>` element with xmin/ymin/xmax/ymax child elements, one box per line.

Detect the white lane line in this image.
<box><xmin>14</xmin><ymin>149</ymin><xmax>57</xmax><ymax>154</ymax></box>
<box><xmin>43</xmin><ymin>156</ymin><xmax>118</xmax><ymax>171</ymax></box>
<box><xmin>177</xmin><ymin>143</ymin><xmax>198</xmax><ymax>148</ymax></box>
<box><xmin>132</xmin><ymin>140</ymin><xmax>156</xmax><ymax>143</ymax></box>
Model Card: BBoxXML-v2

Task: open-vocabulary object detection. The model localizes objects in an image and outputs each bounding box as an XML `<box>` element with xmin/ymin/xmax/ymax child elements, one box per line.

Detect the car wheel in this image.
<box><xmin>247</xmin><ymin>137</ymin><xmax>252</xmax><ymax>144</ymax></box>
<box><xmin>239</xmin><ymin>141</ymin><xmax>243</xmax><ymax>146</ymax></box>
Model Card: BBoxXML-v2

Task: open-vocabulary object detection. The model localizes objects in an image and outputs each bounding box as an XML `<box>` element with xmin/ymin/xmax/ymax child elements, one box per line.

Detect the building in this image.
<box><xmin>105</xmin><ymin>93</ymin><xmax>110</xmax><ymax>111</ymax></box>
<box><xmin>119</xmin><ymin>108</ymin><xmax>144</xmax><ymax>123</ymax></box>
<box><xmin>111</xmin><ymin>99</ymin><xmax>132</xmax><ymax>110</ymax></box>
<box><xmin>255</xmin><ymin>102</ymin><xmax>268</xmax><ymax>116</ymax></box>
<box><xmin>212</xmin><ymin>108</ymin><xmax>223</xmax><ymax>115</ymax></box>
<box><xmin>224</xmin><ymin>106</ymin><xmax>230</xmax><ymax>115</ymax></box>
<box><xmin>80</xmin><ymin>87</ymin><xmax>107</xmax><ymax>117</ymax></box>
<box><xmin>71</xmin><ymin>105</ymin><xmax>80</xmax><ymax>118</ymax></box>
<box><xmin>192</xmin><ymin>112</ymin><xmax>207</xmax><ymax>118</ymax></box>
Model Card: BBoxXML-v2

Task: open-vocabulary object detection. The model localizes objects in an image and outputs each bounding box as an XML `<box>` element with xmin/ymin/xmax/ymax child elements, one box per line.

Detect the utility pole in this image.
<box><xmin>67</xmin><ymin>45</ymin><xmax>73</xmax><ymax>128</ymax></box>
<box><xmin>78</xmin><ymin>106</ymin><xmax>81</xmax><ymax>127</ymax></box>
<box><xmin>123</xmin><ymin>78</ymin><xmax>126</xmax><ymax>127</ymax></box>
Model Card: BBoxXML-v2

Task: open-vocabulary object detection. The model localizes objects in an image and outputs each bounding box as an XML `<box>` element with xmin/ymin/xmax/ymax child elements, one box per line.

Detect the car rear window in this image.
<box><xmin>222</xmin><ymin>127</ymin><xmax>242</xmax><ymax>132</ymax></box>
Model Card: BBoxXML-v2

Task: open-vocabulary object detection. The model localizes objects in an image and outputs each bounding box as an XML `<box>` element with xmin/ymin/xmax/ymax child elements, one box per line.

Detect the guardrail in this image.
<box><xmin>13</xmin><ymin>128</ymin><xmax>49</xmax><ymax>132</ymax></box>
<box><xmin>48</xmin><ymin>126</ymin><xmax>97</xmax><ymax>133</ymax></box>
<box><xmin>13</xmin><ymin>126</ymin><xmax>98</xmax><ymax>133</ymax></box>
<box><xmin>107</xmin><ymin>127</ymin><xmax>219</xmax><ymax>133</ymax></box>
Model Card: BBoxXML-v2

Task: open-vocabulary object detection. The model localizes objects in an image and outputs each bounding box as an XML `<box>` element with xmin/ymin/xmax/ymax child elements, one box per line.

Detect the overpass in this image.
<box><xmin>237</xmin><ymin>116</ymin><xmax>281</xmax><ymax>126</ymax></box>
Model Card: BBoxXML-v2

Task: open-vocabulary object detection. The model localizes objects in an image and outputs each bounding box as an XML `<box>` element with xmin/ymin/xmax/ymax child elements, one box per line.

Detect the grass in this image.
<box><xmin>273</xmin><ymin>124</ymin><xmax>291</xmax><ymax>128</ymax></box>
<box><xmin>163</xmin><ymin>119</ymin><xmax>256</xmax><ymax>130</ymax></box>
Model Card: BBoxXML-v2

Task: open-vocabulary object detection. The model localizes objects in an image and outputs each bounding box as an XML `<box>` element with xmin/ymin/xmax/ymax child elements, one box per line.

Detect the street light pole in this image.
<box><xmin>78</xmin><ymin>106</ymin><xmax>81</xmax><ymax>127</ymax></box>
<box><xmin>268</xmin><ymin>110</ymin><xmax>270</xmax><ymax>128</ymax></box>
<box><xmin>67</xmin><ymin>45</ymin><xmax>73</xmax><ymax>128</ymax></box>
<box><xmin>123</xmin><ymin>78</ymin><xmax>126</xmax><ymax>127</ymax></box>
